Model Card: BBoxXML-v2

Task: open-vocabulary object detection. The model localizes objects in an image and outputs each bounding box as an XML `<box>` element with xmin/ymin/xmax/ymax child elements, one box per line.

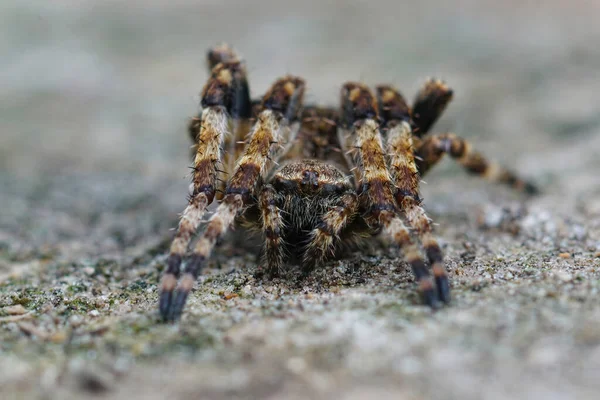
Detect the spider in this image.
<box><xmin>159</xmin><ymin>44</ymin><xmax>537</xmax><ymax>322</ymax></box>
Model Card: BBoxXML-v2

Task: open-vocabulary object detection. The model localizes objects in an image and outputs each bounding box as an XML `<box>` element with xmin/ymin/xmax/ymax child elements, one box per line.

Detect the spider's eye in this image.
<box><xmin>301</xmin><ymin>170</ymin><xmax>319</xmax><ymax>188</ymax></box>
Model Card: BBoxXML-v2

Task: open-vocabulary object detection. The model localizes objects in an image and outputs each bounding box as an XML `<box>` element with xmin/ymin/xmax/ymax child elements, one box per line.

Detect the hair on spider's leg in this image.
<box><xmin>378</xmin><ymin>85</ymin><xmax>450</xmax><ymax>302</ymax></box>
<box><xmin>163</xmin><ymin>76</ymin><xmax>306</xmax><ymax>321</ymax></box>
<box><xmin>259</xmin><ymin>185</ymin><xmax>286</xmax><ymax>277</ymax></box>
<box><xmin>159</xmin><ymin>60</ymin><xmax>251</xmax><ymax>320</ymax></box>
<box><xmin>415</xmin><ymin>133</ymin><xmax>539</xmax><ymax>195</ymax></box>
<box><xmin>411</xmin><ymin>78</ymin><xmax>453</xmax><ymax>137</ymax></box>
<box><xmin>340</xmin><ymin>82</ymin><xmax>442</xmax><ymax>307</ymax></box>
<box><xmin>303</xmin><ymin>192</ymin><xmax>358</xmax><ymax>274</ymax></box>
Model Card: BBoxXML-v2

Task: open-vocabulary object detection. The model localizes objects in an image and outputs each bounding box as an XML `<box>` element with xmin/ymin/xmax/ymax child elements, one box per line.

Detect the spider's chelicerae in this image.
<box><xmin>159</xmin><ymin>44</ymin><xmax>537</xmax><ymax>321</ymax></box>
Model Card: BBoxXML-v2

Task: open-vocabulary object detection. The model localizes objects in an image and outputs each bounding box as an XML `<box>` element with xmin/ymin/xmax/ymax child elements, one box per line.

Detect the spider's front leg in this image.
<box><xmin>160</xmin><ymin>76</ymin><xmax>305</xmax><ymax>322</ymax></box>
<box><xmin>189</xmin><ymin>44</ymin><xmax>252</xmax><ymax>168</ymax></box>
<box><xmin>188</xmin><ymin>44</ymin><xmax>242</xmax><ymax>143</ymax></box>
<box><xmin>339</xmin><ymin>83</ymin><xmax>445</xmax><ymax>307</ymax></box>
<box><xmin>160</xmin><ymin>60</ymin><xmax>250</xmax><ymax>318</ymax></box>
<box><xmin>377</xmin><ymin>85</ymin><xmax>450</xmax><ymax>303</ymax></box>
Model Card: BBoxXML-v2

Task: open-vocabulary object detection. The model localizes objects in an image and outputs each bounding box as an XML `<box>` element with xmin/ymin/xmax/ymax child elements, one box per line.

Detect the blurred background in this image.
<box><xmin>1</xmin><ymin>1</ymin><xmax>600</xmax><ymax>399</ymax></box>
<box><xmin>2</xmin><ymin>0</ymin><xmax>599</xmax><ymax>256</ymax></box>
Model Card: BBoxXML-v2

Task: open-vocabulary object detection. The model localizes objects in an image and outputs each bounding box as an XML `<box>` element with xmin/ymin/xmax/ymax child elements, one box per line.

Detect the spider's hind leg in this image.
<box><xmin>415</xmin><ymin>133</ymin><xmax>539</xmax><ymax>194</ymax></box>
<box><xmin>409</xmin><ymin>79</ymin><xmax>538</xmax><ymax>194</ymax></box>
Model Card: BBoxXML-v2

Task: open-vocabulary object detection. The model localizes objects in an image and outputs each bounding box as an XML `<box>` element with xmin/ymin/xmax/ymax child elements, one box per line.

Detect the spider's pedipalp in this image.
<box><xmin>415</xmin><ymin>133</ymin><xmax>539</xmax><ymax>194</ymax></box>
<box><xmin>303</xmin><ymin>191</ymin><xmax>358</xmax><ymax>272</ymax></box>
<box><xmin>381</xmin><ymin>86</ymin><xmax>450</xmax><ymax>303</ymax></box>
<box><xmin>411</xmin><ymin>78</ymin><xmax>453</xmax><ymax>137</ymax></box>
<box><xmin>259</xmin><ymin>184</ymin><xmax>286</xmax><ymax>277</ymax></box>
<box><xmin>339</xmin><ymin>83</ymin><xmax>446</xmax><ymax>306</ymax></box>
<box><xmin>162</xmin><ymin>76</ymin><xmax>305</xmax><ymax>321</ymax></box>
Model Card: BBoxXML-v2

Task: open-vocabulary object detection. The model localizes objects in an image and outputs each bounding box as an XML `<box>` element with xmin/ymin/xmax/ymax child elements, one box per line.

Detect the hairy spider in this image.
<box><xmin>159</xmin><ymin>44</ymin><xmax>537</xmax><ymax>321</ymax></box>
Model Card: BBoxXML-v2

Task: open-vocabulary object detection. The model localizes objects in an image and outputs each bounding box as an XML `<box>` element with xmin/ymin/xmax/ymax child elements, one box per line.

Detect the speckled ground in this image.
<box><xmin>1</xmin><ymin>1</ymin><xmax>600</xmax><ymax>399</ymax></box>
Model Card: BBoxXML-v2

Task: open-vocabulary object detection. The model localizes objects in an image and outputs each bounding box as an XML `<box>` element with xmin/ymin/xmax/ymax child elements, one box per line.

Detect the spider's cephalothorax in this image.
<box><xmin>159</xmin><ymin>44</ymin><xmax>537</xmax><ymax>322</ymax></box>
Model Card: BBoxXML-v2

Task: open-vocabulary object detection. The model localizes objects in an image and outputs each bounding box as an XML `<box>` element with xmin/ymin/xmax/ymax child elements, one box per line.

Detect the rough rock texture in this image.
<box><xmin>1</xmin><ymin>1</ymin><xmax>600</xmax><ymax>399</ymax></box>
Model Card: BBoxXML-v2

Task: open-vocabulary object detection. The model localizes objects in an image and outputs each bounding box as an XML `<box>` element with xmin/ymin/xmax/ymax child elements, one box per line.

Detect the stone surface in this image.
<box><xmin>1</xmin><ymin>1</ymin><xmax>600</xmax><ymax>399</ymax></box>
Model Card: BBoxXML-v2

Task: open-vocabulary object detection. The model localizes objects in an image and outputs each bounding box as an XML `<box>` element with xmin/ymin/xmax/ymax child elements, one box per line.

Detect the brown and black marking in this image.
<box><xmin>161</xmin><ymin>75</ymin><xmax>305</xmax><ymax>321</ymax></box>
<box><xmin>206</xmin><ymin>43</ymin><xmax>240</xmax><ymax>70</ymax></box>
<box><xmin>160</xmin><ymin>43</ymin><xmax>545</xmax><ymax>321</ymax></box>
<box><xmin>415</xmin><ymin>133</ymin><xmax>538</xmax><ymax>194</ymax></box>
<box><xmin>161</xmin><ymin>59</ymin><xmax>250</xmax><ymax>317</ymax></box>
<box><xmin>189</xmin><ymin>45</ymin><xmax>252</xmax><ymax>176</ymax></box>
<box><xmin>408</xmin><ymin>79</ymin><xmax>538</xmax><ymax>194</ymax></box>
<box><xmin>284</xmin><ymin>106</ymin><xmax>346</xmax><ymax>166</ymax></box>
<box><xmin>411</xmin><ymin>78</ymin><xmax>453</xmax><ymax>137</ymax></box>
<box><xmin>269</xmin><ymin>160</ymin><xmax>358</xmax><ymax>273</ymax></box>
<box><xmin>339</xmin><ymin>83</ymin><xmax>446</xmax><ymax>306</ymax></box>
<box><xmin>259</xmin><ymin>184</ymin><xmax>286</xmax><ymax>276</ymax></box>
<box><xmin>376</xmin><ymin>84</ymin><xmax>411</xmax><ymax>125</ymax></box>
<box><xmin>378</xmin><ymin>85</ymin><xmax>449</xmax><ymax>301</ymax></box>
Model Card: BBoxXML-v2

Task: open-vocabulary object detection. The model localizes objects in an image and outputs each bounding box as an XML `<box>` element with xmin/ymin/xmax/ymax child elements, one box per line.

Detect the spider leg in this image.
<box><xmin>190</xmin><ymin>44</ymin><xmax>252</xmax><ymax>181</ymax></box>
<box><xmin>259</xmin><ymin>184</ymin><xmax>286</xmax><ymax>277</ymax></box>
<box><xmin>188</xmin><ymin>44</ymin><xmax>245</xmax><ymax>144</ymax></box>
<box><xmin>411</xmin><ymin>78</ymin><xmax>453</xmax><ymax>137</ymax></box>
<box><xmin>161</xmin><ymin>76</ymin><xmax>305</xmax><ymax>321</ymax></box>
<box><xmin>377</xmin><ymin>85</ymin><xmax>450</xmax><ymax>303</ymax></box>
<box><xmin>206</xmin><ymin>43</ymin><xmax>240</xmax><ymax>70</ymax></box>
<box><xmin>339</xmin><ymin>83</ymin><xmax>442</xmax><ymax>307</ymax></box>
<box><xmin>160</xmin><ymin>60</ymin><xmax>250</xmax><ymax>319</ymax></box>
<box><xmin>415</xmin><ymin>133</ymin><xmax>539</xmax><ymax>194</ymax></box>
<box><xmin>303</xmin><ymin>191</ymin><xmax>358</xmax><ymax>272</ymax></box>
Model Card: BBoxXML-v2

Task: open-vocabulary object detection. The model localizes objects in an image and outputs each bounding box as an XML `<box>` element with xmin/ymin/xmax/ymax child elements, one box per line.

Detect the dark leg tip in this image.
<box><xmin>435</xmin><ymin>275</ymin><xmax>451</xmax><ymax>304</ymax></box>
<box><xmin>266</xmin><ymin>265</ymin><xmax>282</xmax><ymax>280</ymax></box>
<box><xmin>167</xmin><ymin>290</ymin><xmax>190</xmax><ymax>322</ymax></box>
<box><xmin>300</xmin><ymin>264</ymin><xmax>315</xmax><ymax>280</ymax></box>
<box><xmin>421</xmin><ymin>286</ymin><xmax>441</xmax><ymax>309</ymax></box>
<box><xmin>159</xmin><ymin>290</ymin><xmax>173</xmax><ymax>322</ymax></box>
<box><xmin>253</xmin><ymin>267</ymin><xmax>266</xmax><ymax>280</ymax></box>
<box><xmin>524</xmin><ymin>182</ymin><xmax>540</xmax><ymax>196</ymax></box>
